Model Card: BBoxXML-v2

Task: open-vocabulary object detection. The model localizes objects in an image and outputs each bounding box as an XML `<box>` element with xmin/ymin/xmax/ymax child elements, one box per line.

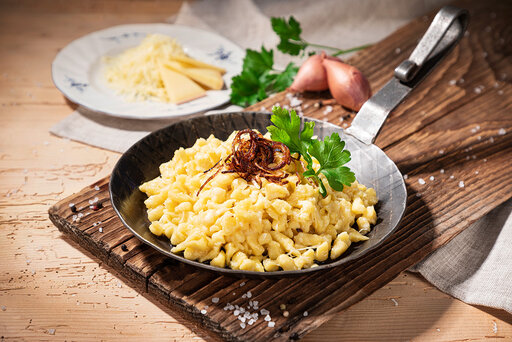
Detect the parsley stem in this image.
<box><xmin>304</xmin><ymin>41</ymin><xmax>371</xmax><ymax>56</ymax></box>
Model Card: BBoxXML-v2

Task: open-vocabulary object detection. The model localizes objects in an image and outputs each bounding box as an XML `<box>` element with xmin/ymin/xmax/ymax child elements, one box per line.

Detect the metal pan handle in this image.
<box><xmin>346</xmin><ymin>5</ymin><xmax>469</xmax><ymax>145</ymax></box>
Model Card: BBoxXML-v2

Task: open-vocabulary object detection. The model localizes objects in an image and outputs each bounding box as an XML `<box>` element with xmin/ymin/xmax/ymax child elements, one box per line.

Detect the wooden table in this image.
<box><xmin>1</xmin><ymin>1</ymin><xmax>511</xmax><ymax>340</ymax></box>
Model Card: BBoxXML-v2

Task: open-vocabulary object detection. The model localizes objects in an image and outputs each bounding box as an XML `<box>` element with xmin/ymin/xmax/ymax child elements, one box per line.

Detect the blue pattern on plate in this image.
<box><xmin>101</xmin><ymin>32</ymin><xmax>146</xmax><ymax>43</ymax></box>
<box><xmin>65</xmin><ymin>77</ymin><xmax>88</xmax><ymax>93</ymax></box>
<box><xmin>209</xmin><ymin>46</ymin><xmax>232</xmax><ymax>61</ymax></box>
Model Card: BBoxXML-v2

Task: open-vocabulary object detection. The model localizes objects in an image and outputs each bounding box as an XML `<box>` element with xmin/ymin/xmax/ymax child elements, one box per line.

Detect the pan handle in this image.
<box><xmin>345</xmin><ymin>6</ymin><xmax>469</xmax><ymax>145</ymax></box>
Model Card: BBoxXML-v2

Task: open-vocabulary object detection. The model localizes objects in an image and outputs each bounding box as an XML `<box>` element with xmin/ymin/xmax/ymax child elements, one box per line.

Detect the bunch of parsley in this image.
<box><xmin>267</xmin><ymin>106</ymin><xmax>355</xmax><ymax>196</ymax></box>
<box><xmin>230</xmin><ymin>17</ymin><xmax>370</xmax><ymax>107</ymax></box>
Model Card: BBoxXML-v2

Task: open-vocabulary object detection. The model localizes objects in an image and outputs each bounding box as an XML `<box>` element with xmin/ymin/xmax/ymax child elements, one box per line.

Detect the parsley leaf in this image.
<box><xmin>230</xmin><ymin>47</ymin><xmax>298</xmax><ymax>107</ymax></box>
<box><xmin>308</xmin><ymin>133</ymin><xmax>356</xmax><ymax>191</ymax></box>
<box><xmin>271</xmin><ymin>16</ymin><xmax>307</xmax><ymax>56</ymax></box>
<box><xmin>267</xmin><ymin>106</ymin><xmax>355</xmax><ymax>197</ymax></box>
<box><xmin>267</xmin><ymin>106</ymin><xmax>313</xmax><ymax>163</ymax></box>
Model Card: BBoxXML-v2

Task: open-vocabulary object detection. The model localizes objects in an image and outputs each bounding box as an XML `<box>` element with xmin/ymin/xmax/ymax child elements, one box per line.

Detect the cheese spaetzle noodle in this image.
<box><xmin>139</xmin><ymin>131</ymin><xmax>378</xmax><ymax>272</ymax></box>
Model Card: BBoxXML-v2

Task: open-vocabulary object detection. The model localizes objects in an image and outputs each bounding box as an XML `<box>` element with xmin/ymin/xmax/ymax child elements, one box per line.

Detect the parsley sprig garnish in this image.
<box><xmin>271</xmin><ymin>16</ymin><xmax>371</xmax><ymax>57</ymax></box>
<box><xmin>230</xmin><ymin>47</ymin><xmax>298</xmax><ymax>107</ymax></box>
<box><xmin>230</xmin><ymin>16</ymin><xmax>371</xmax><ymax>107</ymax></box>
<box><xmin>267</xmin><ymin>106</ymin><xmax>355</xmax><ymax>197</ymax></box>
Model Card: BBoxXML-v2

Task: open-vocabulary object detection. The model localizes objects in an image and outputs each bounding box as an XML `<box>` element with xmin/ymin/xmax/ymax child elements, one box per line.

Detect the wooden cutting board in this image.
<box><xmin>48</xmin><ymin>1</ymin><xmax>512</xmax><ymax>341</ymax></box>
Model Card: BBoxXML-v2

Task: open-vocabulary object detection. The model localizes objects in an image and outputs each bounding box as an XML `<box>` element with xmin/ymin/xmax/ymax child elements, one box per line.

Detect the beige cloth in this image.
<box><xmin>51</xmin><ymin>0</ymin><xmax>512</xmax><ymax>313</ymax></box>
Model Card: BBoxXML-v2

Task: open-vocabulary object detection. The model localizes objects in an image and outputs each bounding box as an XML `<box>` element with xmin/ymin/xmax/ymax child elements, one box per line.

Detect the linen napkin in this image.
<box><xmin>50</xmin><ymin>0</ymin><xmax>512</xmax><ymax>313</ymax></box>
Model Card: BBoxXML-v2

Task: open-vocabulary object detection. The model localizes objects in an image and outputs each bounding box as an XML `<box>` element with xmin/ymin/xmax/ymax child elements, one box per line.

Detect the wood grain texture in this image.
<box><xmin>46</xmin><ymin>1</ymin><xmax>512</xmax><ymax>341</ymax></box>
<box><xmin>2</xmin><ymin>0</ymin><xmax>512</xmax><ymax>341</ymax></box>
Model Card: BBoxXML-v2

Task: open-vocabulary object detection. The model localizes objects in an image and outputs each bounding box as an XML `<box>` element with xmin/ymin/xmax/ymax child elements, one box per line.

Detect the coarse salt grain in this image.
<box><xmin>264</xmin><ymin>314</ymin><xmax>271</xmax><ymax>321</ymax></box>
<box><xmin>323</xmin><ymin>105</ymin><xmax>333</xmax><ymax>115</ymax></box>
<box><xmin>248</xmin><ymin>319</ymin><xmax>255</xmax><ymax>325</ymax></box>
<box><xmin>212</xmin><ymin>297</ymin><xmax>219</xmax><ymax>303</ymax></box>
<box><xmin>240</xmin><ymin>322</ymin><xmax>246</xmax><ymax>329</ymax></box>
<box><xmin>240</xmin><ymin>282</ymin><xmax>245</xmax><ymax>287</ymax></box>
<box><xmin>440</xmin><ymin>169</ymin><xmax>445</xmax><ymax>174</ymax></box>
<box><xmin>99</xmin><ymin>227</ymin><xmax>103</xmax><ymax>233</ymax></box>
<box><xmin>493</xmin><ymin>321</ymin><xmax>498</xmax><ymax>333</ymax></box>
<box><xmin>246</xmin><ymin>291</ymin><xmax>252</xmax><ymax>298</ymax></box>
<box><xmin>48</xmin><ymin>328</ymin><xmax>56</xmax><ymax>335</ymax></box>
<box><xmin>260</xmin><ymin>309</ymin><xmax>270</xmax><ymax>315</ymax></box>
<box><xmin>234</xmin><ymin>309</ymin><xmax>240</xmax><ymax>316</ymax></box>
<box><xmin>429</xmin><ymin>176</ymin><xmax>435</xmax><ymax>181</ymax></box>
<box><xmin>450</xmin><ymin>175</ymin><xmax>455</xmax><ymax>179</ymax></box>
<box><xmin>94</xmin><ymin>185</ymin><xmax>100</xmax><ymax>191</ymax></box>
<box><xmin>395</xmin><ymin>47</ymin><xmax>401</xmax><ymax>54</ymax></box>
<box><xmin>283</xmin><ymin>311</ymin><xmax>289</xmax><ymax>317</ymax></box>
<box><xmin>201</xmin><ymin>309</ymin><xmax>207</xmax><ymax>315</ymax></box>
<box><xmin>498</xmin><ymin>128</ymin><xmax>506</xmax><ymax>135</ymax></box>
<box><xmin>391</xmin><ymin>298</ymin><xmax>398</xmax><ymax>306</ymax></box>
<box><xmin>239</xmin><ymin>316</ymin><xmax>246</xmax><ymax>323</ymax></box>
<box><xmin>475</xmin><ymin>171</ymin><xmax>479</xmax><ymax>175</ymax></box>
<box><xmin>303</xmin><ymin>311</ymin><xmax>308</xmax><ymax>317</ymax></box>
<box><xmin>449</xmin><ymin>79</ymin><xmax>456</xmax><ymax>86</ymax></box>
<box><xmin>69</xmin><ymin>203</ymin><xmax>75</xmax><ymax>207</ymax></box>
<box><xmin>418</xmin><ymin>178</ymin><xmax>426</xmax><ymax>185</ymax></box>
<box><xmin>403</xmin><ymin>174</ymin><xmax>408</xmax><ymax>180</ymax></box>
<box><xmin>1</xmin><ymin>305</ymin><xmax>6</xmax><ymax>311</ymax></box>
<box><xmin>459</xmin><ymin>181</ymin><xmax>465</xmax><ymax>188</ymax></box>
<box><xmin>268</xmin><ymin>321</ymin><xmax>275</xmax><ymax>328</ymax></box>
<box><xmin>439</xmin><ymin>149</ymin><xmax>444</xmax><ymax>154</ymax></box>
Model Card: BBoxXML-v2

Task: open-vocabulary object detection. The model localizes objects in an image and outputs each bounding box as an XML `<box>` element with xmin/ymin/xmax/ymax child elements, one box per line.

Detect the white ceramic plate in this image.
<box><xmin>52</xmin><ymin>24</ymin><xmax>244</xmax><ymax>120</ymax></box>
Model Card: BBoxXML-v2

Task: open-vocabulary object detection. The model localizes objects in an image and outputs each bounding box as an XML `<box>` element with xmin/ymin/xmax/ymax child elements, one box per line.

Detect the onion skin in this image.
<box><xmin>322</xmin><ymin>57</ymin><xmax>371</xmax><ymax>111</ymax></box>
<box><xmin>289</xmin><ymin>53</ymin><xmax>328</xmax><ymax>92</ymax></box>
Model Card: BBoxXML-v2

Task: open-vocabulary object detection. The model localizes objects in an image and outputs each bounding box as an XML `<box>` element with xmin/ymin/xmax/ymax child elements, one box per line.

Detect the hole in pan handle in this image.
<box><xmin>346</xmin><ymin>5</ymin><xmax>469</xmax><ymax>145</ymax></box>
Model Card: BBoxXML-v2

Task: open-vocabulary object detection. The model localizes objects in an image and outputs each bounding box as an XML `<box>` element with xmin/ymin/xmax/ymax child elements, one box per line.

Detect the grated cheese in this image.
<box><xmin>103</xmin><ymin>34</ymin><xmax>187</xmax><ymax>102</ymax></box>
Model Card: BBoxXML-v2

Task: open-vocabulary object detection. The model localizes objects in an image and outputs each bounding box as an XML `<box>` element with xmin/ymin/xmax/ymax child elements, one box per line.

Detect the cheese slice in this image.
<box><xmin>170</xmin><ymin>55</ymin><xmax>226</xmax><ymax>75</ymax></box>
<box><xmin>159</xmin><ymin>65</ymin><xmax>206</xmax><ymax>104</ymax></box>
<box><xmin>164</xmin><ymin>61</ymin><xmax>224</xmax><ymax>90</ymax></box>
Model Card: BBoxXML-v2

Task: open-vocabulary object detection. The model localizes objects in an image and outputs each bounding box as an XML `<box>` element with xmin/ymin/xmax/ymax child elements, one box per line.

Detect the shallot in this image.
<box><xmin>323</xmin><ymin>56</ymin><xmax>371</xmax><ymax>111</ymax></box>
<box><xmin>289</xmin><ymin>53</ymin><xmax>328</xmax><ymax>92</ymax></box>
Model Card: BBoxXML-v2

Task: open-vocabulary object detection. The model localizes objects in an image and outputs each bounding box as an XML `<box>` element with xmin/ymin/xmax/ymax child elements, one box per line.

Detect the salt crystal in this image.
<box><xmin>242</xmin><ymin>294</ymin><xmax>247</xmax><ymax>299</ymax></box>
<box><xmin>470</xmin><ymin>128</ymin><xmax>477</xmax><ymax>133</ymax></box>
<box><xmin>240</xmin><ymin>282</ymin><xmax>246</xmax><ymax>287</ymax></box>
<box><xmin>498</xmin><ymin>128</ymin><xmax>506</xmax><ymax>135</ymax></box>
<box><xmin>283</xmin><ymin>311</ymin><xmax>289</xmax><ymax>317</ymax></box>
<box><xmin>240</xmin><ymin>307</ymin><xmax>245</xmax><ymax>313</ymax></box>
<box><xmin>458</xmin><ymin>78</ymin><xmax>464</xmax><ymax>84</ymax></box>
<box><xmin>458</xmin><ymin>181</ymin><xmax>465</xmax><ymax>188</ymax></box>
<box><xmin>436</xmin><ymin>328</ymin><xmax>441</xmax><ymax>332</ymax></box>
<box><xmin>395</xmin><ymin>48</ymin><xmax>401</xmax><ymax>54</ymax></box>
<box><xmin>1</xmin><ymin>305</ymin><xmax>6</xmax><ymax>311</ymax></box>
<box><xmin>234</xmin><ymin>309</ymin><xmax>240</xmax><ymax>316</ymax></box>
<box><xmin>493</xmin><ymin>321</ymin><xmax>498</xmax><ymax>333</ymax></box>
<box><xmin>449</xmin><ymin>79</ymin><xmax>456</xmax><ymax>86</ymax></box>
<box><xmin>474</xmin><ymin>87</ymin><xmax>482</xmax><ymax>94</ymax></box>
<box><xmin>94</xmin><ymin>185</ymin><xmax>100</xmax><ymax>191</ymax></box>
<box><xmin>264</xmin><ymin>314</ymin><xmax>271</xmax><ymax>322</ymax></box>
<box><xmin>418</xmin><ymin>178</ymin><xmax>426</xmax><ymax>185</ymax></box>
<box><xmin>490</xmin><ymin>137</ymin><xmax>495</xmax><ymax>143</ymax></box>
<box><xmin>246</xmin><ymin>291</ymin><xmax>252</xmax><ymax>298</ymax></box>
<box><xmin>498</xmin><ymin>90</ymin><xmax>504</xmax><ymax>95</ymax></box>
<box><xmin>323</xmin><ymin>105</ymin><xmax>333</xmax><ymax>115</ymax></box>
<box><xmin>204</xmin><ymin>305</ymin><xmax>209</xmax><ymax>310</ymax></box>
<box><xmin>260</xmin><ymin>309</ymin><xmax>270</xmax><ymax>315</ymax></box>
<box><xmin>440</xmin><ymin>169</ymin><xmax>445</xmax><ymax>174</ymax></box>
<box><xmin>403</xmin><ymin>174</ymin><xmax>408</xmax><ymax>180</ymax></box>
<box><xmin>212</xmin><ymin>297</ymin><xmax>219</xmax><ymax>304</ymax></box>
<box><xmin>239</xmin><ymin>316</ymin><xmax>246</xmax><ymax>323</ymax></box>
<box><xmin>429</xmin><ymin>176</ymin><xmax>435</xmax><ymax>181</ymax></box>
<box><xmin>69</xmin><ymin>203</ymin><xmax>75</xmax><ymax>207</ymax></box>
<box><xmin>89</xmin><ymin>199</ymin><xmax>94</xmax><ymax>205</ymax></box>
<box><xmin>99</xmin><ymin>227</ymin><xmax>103</xmax><ymax>233</ymax></box>
<box><xmin>253</xmin><ymin>300</ymin><xmax>258</xmax><ymax>306</ymax></box>
<box><xmin>117</xmin><ymin>281</ymin><xmax>122</xmax><ymax>288</ymax></box>
<box><xmin>439</xmin><ymin>149</ymin><xmax>444</xmax><ymax>154</ymax></box>
<box><xmin>201</xmin><ymin>309</ymin><xmax>207</xmax><ymax>315</ymax></box>
<box><xmin>248</xmin><ymin>319</ymin><xmax>255</xmax><ymax>325</ymax></box>
<box><xmin>48</xmin><ymin>328</ymin><xmax>56</xmax><ymax>335</ymax></box>
<box><xmin>450</xmin><ymin>175</ymin><xmax>455</xmax><ymax>179</ymax></box>
<box><xmin>289</xmin><ymin>97</ymin><xmax>302</xmax><ymax>107</ymax></box>
<box><xmin>472</xmin><ymin>155</ymin><xmax>476</xmax><ymax>159</ymax></box>
<box><xmin>475</xmin><ymin>171</ymin><xmax>479</xmax><ymax>175</ymax></box>
<box><xmin>268</xmin><ymin>321</ymin><xmax>275</xmax><ymax>328</ymax></box>
<box><xmin>483</xmin><ymin>159</ymin><xmax>487</xmax><ymax>162</ymax></box>
<box><xmin>477</xmin><ymin>136</ymin><xmax>482</xmax><ymax>140</ymax></box>
<box><xmin>240</xmin><ymin>322</ymin><xmax>246</xmax><ymax>329</ymax></box>
<box><xmin>466</xmin><ymin>156</ymin><xmax>470</xmax><ymax>160</ymax></box>
<box><xmin>303</xmin><ymin>311</ymin><xmax>308</xmax><ymax>317</ymax></box>
<box><xmin>391</xmin><ymin>298</ymin><xmax>398</xmax><ymax>306</ymax></box>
